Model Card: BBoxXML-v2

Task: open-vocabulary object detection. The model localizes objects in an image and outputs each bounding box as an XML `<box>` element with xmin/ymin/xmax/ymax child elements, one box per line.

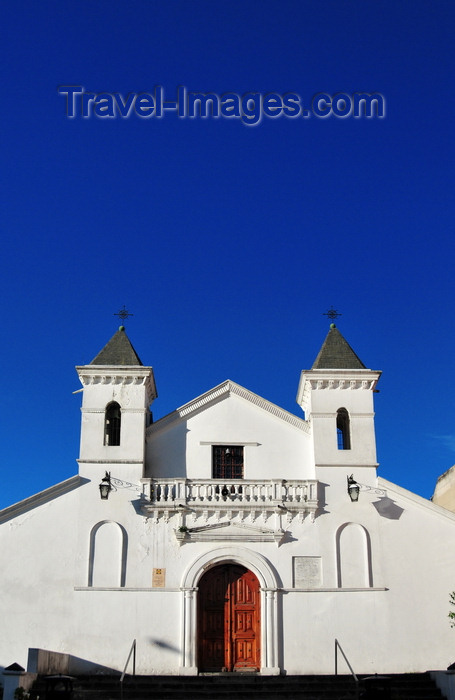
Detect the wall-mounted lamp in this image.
<box><xmin>99</xmin><ymin>471</ymin><xmax>112</xmax><ymax>500</ymax></box>
<box><xmin>346</xmin><ymin>475</ymin><xmax>387</xmax><ymax>502</ymax></box>
<box><xmin>97</xmin><ymin>473</ymin><xmax>142</xmax><ymax>500</ymax></box>
<box><xmin>347</xmin><ymin>474</ymin><xmax>360</xmax><ymax>502</ymax></box>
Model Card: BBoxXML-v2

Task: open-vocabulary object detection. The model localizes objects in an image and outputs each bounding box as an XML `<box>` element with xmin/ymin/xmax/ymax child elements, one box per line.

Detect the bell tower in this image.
<box><xmin>296</xmin><ymin>324</ymin><xmax>381</xmax><ymax>487</ymax></box>
<box><xmin>76</xmin><ymin>326</ymin><xmax>157</xmax><ymax>483</ymax></box>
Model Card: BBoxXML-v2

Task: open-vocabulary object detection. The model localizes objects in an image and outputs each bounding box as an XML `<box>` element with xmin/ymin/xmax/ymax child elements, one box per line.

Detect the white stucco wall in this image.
<box><xmin>146</xmin><ymin>387</ymin><xmax>314</xmax><ymax>481</ymax></box>
<box><xmin>3</xmin><ymin>472</ymin><xmax>455</xmax><ymax>676</ymax></box>
<box><xmin>77</xmin><ymin>366</ymin><xmax>154</xmax><ymax>465</ymax></box>
<box><xmin>1</xmin><ymin>482</ymin><xmax>81</xmax><ymax>671</ymax></box>
<box><xmin>297</xmin><ymin>370</ymin><xmax>380</xmax><ymax>468</ymax></box>
<box><xmin>2</xmin><ymin>360</ymin><xmax>455</xmax><ymax>679</ymax></box>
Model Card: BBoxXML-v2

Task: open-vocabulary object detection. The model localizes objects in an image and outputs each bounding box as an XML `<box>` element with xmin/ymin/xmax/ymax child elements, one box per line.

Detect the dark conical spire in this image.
<box><xmin>312</xmin><ymin>325</ymin><xmax>366</xmax><ymax>369</ymax></box>
<box><xmin>90</xmin><ymin>326</ymin><xmax>143</xmax><ymax>366</ymax></box>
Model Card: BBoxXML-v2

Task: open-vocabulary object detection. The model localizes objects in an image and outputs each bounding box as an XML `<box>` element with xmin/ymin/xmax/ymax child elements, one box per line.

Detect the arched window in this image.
<box><xmin>336</xmin><ymin>408</ymin><xmax>351</xmax><ymax>450</ymax></box>
<box><xmin>104</xmin><ymin>402</ymin><xmax>121</xmax><ymax>446</ymax></box>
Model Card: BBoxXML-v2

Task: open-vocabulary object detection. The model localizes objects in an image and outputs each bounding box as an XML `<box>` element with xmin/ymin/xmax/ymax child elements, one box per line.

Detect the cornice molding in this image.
<box><xmin>378</xmin><ymin>477</ymin><xmax>455</xmax><ymax>522</ymax></box>
<box><xmin>316</xmin><ymin>463</ymin><xmax>379</xmax><ymax>468</ymax></box>
<box><xmin>199</xmin><ymin>441</ymin><xmax>260</xmax><ymax>446</ymax></box>
<box><xmin>297</xmin><ymin>370</ymin><xmax>381</xmax><ymax>404</ymax></box>
<box><xmin>147</xmin><ymin>380</ymin><xmax>310</xmax><ymax>436</ymax></box>
<box><xmin>285</xmin><ymin>587</ymin><xmax>388</xmax><ymax>593</ymax></box>
<box><xmin>0</xmin><ymin>475</ymin><xmax>85</xmax><ymax>523</ymax></box>
<box><xmin>76</xmin><ymin>365</ymin><xmax>157</xmax><ymax>401</ymax></box>
<box><xmin>75</xmin><ymin>587</ymin><xmax>182</xmax><ymax>592</ymax></box>
<box><xmin>81</xmin><ymin>408</ymin><xmax>147</xmax><ymax>414</ymax></box>
<box><xmin>174</xmin><ymin>520</ymin><xmax>285</xmax><ymax>545</ymax></box>
<box><xmin>76</xmin><ymin>459</ymin><xmax>143</xmax><ymax>464</ymax></box>
<box><xmin>311</xmin><ymin>412</ymin><xmax>375</xmax><ymax>418</ymax></box>
<box><xmin>308</xmin><ymin>378</ymin><xmax>379</xmax><ymax>391</ymax></box>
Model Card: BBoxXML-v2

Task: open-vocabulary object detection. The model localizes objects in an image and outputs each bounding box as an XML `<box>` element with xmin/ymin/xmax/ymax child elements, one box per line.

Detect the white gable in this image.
<box><xmin>146</xmin><ymin>380</ymin><xmax>314</xmax><ymax>480</ymax></box>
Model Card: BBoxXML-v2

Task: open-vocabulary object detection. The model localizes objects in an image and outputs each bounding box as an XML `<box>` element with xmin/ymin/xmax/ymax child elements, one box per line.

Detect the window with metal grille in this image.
<box><xmin>212</xmin><ymin>446</ymin><xmax>244</xmax><ymax>479</ymax></box>
<box><xmin>104</xmin><ymin>402</ymin><xmax>121</xmax><ymax>446</ymax></box>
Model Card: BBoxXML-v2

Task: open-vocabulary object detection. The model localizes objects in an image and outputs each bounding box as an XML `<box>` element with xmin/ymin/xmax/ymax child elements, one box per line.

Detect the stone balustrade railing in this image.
<box><xmin>144</xmin><ymin>478</ymin><xmax>318</xmax><ymax>509</ymax></box>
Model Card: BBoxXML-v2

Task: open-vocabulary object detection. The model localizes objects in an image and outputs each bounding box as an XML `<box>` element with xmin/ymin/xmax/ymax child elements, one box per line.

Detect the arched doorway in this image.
<box><xmin>198</xmin><ymin>564</ymin><xmax>260</xmax><ymax>672</ymax></box>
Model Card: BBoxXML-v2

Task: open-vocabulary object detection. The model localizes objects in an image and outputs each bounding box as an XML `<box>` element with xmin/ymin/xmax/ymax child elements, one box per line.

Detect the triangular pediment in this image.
<box><xmin>148</xmin><ymin>380</ymin><xmax>309</xmax><ymax>435</ymax></box>
<box><xmin>175</xmin><ymin>519</ymin><xmax>285</xmax><ymax>545</ymax></box>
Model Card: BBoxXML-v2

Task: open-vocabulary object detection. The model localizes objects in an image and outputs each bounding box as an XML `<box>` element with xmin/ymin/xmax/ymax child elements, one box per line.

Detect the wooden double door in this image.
<box><xmin>198</xmin><ymin>564</ymin><xmax>260</xmax><ymax>672</ymax></box>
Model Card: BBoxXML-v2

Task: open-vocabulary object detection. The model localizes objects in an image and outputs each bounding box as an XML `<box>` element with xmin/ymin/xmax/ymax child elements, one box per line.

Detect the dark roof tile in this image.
<box><xmin>312</xmin><ymin>326</ymin><xmax>366</xmax><ymax>369</ymax></box>
<box><xmin>90</xmin><ymin>327</ymin><xmax>143</xmax><ymax>366</ymax></box>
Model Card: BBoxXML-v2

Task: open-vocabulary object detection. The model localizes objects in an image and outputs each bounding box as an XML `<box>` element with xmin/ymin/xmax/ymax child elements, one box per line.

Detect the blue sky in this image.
<box><xmin>1</xmin><ymin>0</ymin><xmax>455</xmax><ymax>509</ymax></box>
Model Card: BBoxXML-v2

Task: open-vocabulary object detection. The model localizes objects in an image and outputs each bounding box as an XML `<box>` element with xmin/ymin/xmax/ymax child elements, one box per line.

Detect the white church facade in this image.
<box><xmin>2</xmin><ymin>324</ymin><xmax>455</xmax><ymax>678</ymax></box>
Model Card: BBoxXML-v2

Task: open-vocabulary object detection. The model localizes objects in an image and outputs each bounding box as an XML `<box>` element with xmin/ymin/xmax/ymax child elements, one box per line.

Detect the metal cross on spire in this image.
<box><xmin>323</xmin><ymin>306</ymin><xmax>342</xmax><ymax>321</ymax></box>
<box><xmin>114</xmin><ymin>305</ymin><xmax>134</xmax><ymax>324</ymax></box>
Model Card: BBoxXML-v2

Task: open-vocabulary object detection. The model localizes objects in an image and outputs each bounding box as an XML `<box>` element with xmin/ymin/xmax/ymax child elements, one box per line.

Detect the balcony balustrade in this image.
<box><xmin>141</xmin><ymin>478</ymin><xmax>318</xmax><ymax>520</ymax></box>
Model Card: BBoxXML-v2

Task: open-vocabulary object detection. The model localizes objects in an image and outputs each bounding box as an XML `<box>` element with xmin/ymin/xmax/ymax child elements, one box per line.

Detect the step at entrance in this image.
<box><xmin>29</xmin><ymin>671</ymin><xmax>444</xmax><ymax>700</ymax></box>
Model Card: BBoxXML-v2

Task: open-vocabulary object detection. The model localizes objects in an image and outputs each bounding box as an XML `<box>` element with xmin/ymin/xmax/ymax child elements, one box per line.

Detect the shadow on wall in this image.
<box><xmin>146</xmin><ymin>421</ymin><xmax>189</xmax><ymax>479</ymax></box>
<box><xmin>148</xmin><ymin>639</ymin><xmax>181</xmax><ymax>655</ymax></box>
<box><xmin>25</xmin><ymin>643</ymin><xmax>182</xmax><ymax>676</ymax></box>
<box><xmin>372</xmin><ymin>497</ymin><xmax>404</xmax><ymax>520</ymax></box>
<box><xmin>316</xmin><ymin>482</ymin><xmax>330</xmax><ymax>517</ymax></box>
<box><xmin>27</xmin><ymin>649</ymin><xmax>120</xmax><ymax>676</ymax></box>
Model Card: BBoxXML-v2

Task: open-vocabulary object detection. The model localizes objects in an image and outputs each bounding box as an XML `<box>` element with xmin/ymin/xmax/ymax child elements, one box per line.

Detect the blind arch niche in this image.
<box><xmin>88</xmin><ymin>520</ymin><xmax>127</xmax><ymax>587</ymax></box>
<box><xmin>336</xmin><ymin>522</ymin><xmax>373</xmax><ymax>588</ymax></box>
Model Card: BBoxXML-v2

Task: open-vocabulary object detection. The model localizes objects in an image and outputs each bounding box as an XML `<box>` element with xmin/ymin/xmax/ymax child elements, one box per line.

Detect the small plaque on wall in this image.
<box><xmin>293</xmin><ymin>557</ymin><xmax>322</xmax><ymax>588</ymax></box>
<box><xmin>152</xmin><ymin>568</ymin><xmax>166</xmax><ymax>588</ymax></box>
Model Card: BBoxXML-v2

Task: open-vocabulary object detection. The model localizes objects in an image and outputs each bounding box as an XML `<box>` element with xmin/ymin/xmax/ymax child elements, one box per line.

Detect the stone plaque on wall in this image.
<box><xmin>152</xmin><ymin>568</ymin><xmax>166</xmax><ymax>588</ymax></box>
<box><xmin>293</xmin><ymin>556</ymin><xmax>322</xmax><ymax>588</ymax></box>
